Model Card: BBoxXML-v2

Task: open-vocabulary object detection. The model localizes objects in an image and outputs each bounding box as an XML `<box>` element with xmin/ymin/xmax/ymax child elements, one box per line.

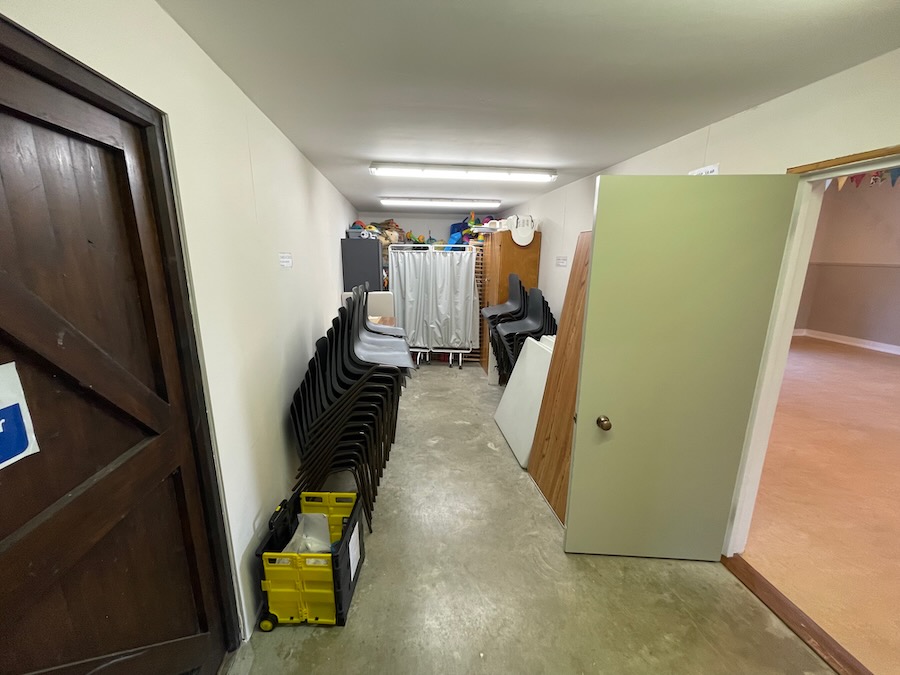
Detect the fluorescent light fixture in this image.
<box><xmin>380</xmin><ymin>197</ymin><xmax>502</xmax><ymax>209</ymax></box>
<box><xmin>370</xmin><ymin>162</ymin><xmax>557</xmax><ymax>183</ymax></box>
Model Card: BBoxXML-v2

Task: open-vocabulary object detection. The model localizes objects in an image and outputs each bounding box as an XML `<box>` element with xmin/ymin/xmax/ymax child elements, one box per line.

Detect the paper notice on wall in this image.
<box><xmin>0</xmin><ymin>362</ymin><xmax>40</xmax><ymax>471</ymax></box>
<box><xmin>348</xmin><ymin>521</ymin><xmax>361</xmax><ymax>581</ymax></box>
<box><xmin>689</xmin><ymin>163</ymin><xmax>720</xmax><ymax>176</ymax></box>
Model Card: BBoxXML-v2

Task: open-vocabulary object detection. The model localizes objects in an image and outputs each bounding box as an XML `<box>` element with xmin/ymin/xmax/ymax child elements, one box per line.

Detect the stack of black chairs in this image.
<box><xmin>482</xmin><ymin>274</ymin><xmax>557</xmax><ymax>381</ymax></box>
<box><xmin>290</xmin><ymin>284</ymin><xmax>414</xmax><ymax>531</ymax></box>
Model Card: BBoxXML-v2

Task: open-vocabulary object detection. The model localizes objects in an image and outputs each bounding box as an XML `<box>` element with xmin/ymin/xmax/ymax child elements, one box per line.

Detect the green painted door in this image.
<box><xmin>565</xmin><ymin>175</ymin><xmax>800</xmax><ymax>561</ymax></box>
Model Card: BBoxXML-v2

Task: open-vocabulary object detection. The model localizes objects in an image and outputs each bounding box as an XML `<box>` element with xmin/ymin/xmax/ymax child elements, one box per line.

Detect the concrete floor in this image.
<box><xmin>229</xmin><ymin>365</ymin><xmax>830</xmax><ymax>675</ymax></box>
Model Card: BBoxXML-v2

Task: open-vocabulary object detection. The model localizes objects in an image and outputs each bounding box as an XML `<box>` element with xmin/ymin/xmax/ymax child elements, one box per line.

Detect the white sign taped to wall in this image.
<box><xmin>689</xmin><ymin>163</ymin><xmax>720</xmax><ymax>176</ymax></box>
<box><xmin>0</xmin><ymin>362</ymin><xmax>40</xmax><ymax>470</ymax></box>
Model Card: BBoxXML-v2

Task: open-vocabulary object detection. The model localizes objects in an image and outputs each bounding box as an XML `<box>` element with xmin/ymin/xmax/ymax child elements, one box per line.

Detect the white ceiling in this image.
<box><xmin>157</xmin><ymin>0</ymin><xmax>900</xmax><ymax>214</ymax></box>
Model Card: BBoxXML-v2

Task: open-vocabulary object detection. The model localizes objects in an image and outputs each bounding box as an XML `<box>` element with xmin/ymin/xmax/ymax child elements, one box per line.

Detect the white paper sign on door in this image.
<box><xmin>0</xmin><ymin>362</ymin><xmax>40</xmax><ymax>470</ymax></box>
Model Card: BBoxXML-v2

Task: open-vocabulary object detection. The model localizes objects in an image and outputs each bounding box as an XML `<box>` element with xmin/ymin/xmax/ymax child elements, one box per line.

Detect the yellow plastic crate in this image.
<box><xmin>299</xmin><ymin>492</ymin><xmax>357</xmax><ymax>543</ymax></box>
<box><xmin>256</xmin><ymin>491</ymin><xmax>363</xmax><ymax>630</ymax></box>
<box><xmin>261</xmin><ymin>551</ymin><xmax>336</xmax><ymax>626</ymax></box>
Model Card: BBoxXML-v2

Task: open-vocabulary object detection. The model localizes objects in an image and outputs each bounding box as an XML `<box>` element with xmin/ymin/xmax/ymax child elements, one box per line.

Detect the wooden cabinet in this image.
<box><xmin>479</xmin><ymin>230</ymin><xmax>542</xmax><ymax>372</ymax></box>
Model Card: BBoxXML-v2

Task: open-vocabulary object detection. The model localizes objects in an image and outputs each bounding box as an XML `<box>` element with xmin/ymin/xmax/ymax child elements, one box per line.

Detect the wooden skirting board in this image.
<box><xmin>721</xmin><ymin>555</ymin><xmax>873</xmax><ymax>675</ymax></box>
<box><xmin>528</xmin><ymin>231</ymin><xmax>592</xmax><ymax>522</ymax></box>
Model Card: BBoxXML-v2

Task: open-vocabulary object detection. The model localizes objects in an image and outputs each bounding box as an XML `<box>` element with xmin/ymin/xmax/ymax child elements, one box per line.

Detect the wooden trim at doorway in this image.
<box><xmin>787</xmin><ymin>145</ymin><xmax>900</xmax><ymax>174</ymax></box>
<box><xmin>0</xmin><ymin>15</ymin><xmax>241</xmax><ymax>650</ymax></box>
<box><xmin>721</xmin><ymin>555</ymin><xmax>872</xmax><ymax>675</ymax></box>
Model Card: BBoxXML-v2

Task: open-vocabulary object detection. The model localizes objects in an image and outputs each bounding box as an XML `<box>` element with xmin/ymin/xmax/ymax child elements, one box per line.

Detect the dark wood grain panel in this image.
<box><xmin>118</xmin><ymin>123</ymin><xmax>174</xmax><ymax>403</ymax></box>
<box><xmin>528</xmin><ymin>231</ymin><xmax>592</xmax><ymax>522</ymax></box>
<box><xmin>0</xmin><ymin>271</ymin><xmax>169</xmax><ymax>432</ymax></box>
<box><xmin>68</xmin><ymin>135</ymin><xmax>161</xmax><ymax>389</ymax></box>
<box><xmin>722</xmin><ymin>554</ymin><xmax>873</xmax><ymax>675</ymax></box>
<box><xmin>0</xmin><ymin>18</ymin><xmax>233</xmax><ymax>670</ymax></box>
<box><xmin>0</xmin><ymin>110</ymin><xmax>58</xmax><ymax>299</ymax></box>
<box><xmin>0</xmin><ymin>58</ymin><xmax>125</xmax><ymax>149</ymax></box>
<box><xmin>2</xmin><ymin>476</ymin><xmax>201</xmax><ymax>672</ymax></box>
<box><xmin>0</xmin><ymin>109</ymin><xmax>160</xmax><ymax>391</ymax></box>
<box><xmin>31</xmin><ymin>122</ymin><xmax>107</xmax><ymax>337</ymax></box>
<box><xmin>0</xmin><ymin>339</ymin><xmax>148</xmax><ymax>540</ymax></box>
<box><xmin>26</xmin><ymin>635</ymin><xmax>210</xmax><ymax>675</ymax></box>
<box><xmin>0</xmin><ymin>434</ymin><xmax>177</xmax><ymax>616</ymax></box>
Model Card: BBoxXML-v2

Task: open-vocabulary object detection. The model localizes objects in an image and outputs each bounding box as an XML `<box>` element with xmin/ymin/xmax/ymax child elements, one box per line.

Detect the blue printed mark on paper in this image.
<box><xmin>0</xmin><ymin>403</ymin><xmax>29</xmax><ymax>464</ymax></box>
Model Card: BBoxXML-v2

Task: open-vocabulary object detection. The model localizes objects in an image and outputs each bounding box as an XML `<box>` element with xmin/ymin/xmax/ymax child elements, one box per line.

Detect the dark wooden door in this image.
<box><xmin>0</xmin><ymin>34</ymin><xmax>228</xmax><ymax>675</ymax></box>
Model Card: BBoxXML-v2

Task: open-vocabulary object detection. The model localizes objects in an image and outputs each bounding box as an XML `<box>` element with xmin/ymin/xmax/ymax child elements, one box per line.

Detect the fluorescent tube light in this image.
<box><xmin>370</xmin><ymin>163</ymin><xmax>557</xmax><ymax>183</ymax></box>
<box><xmin>380</xmin><ymin>198</ymin><xmax>502</xmax><ymax>209</ymax></box>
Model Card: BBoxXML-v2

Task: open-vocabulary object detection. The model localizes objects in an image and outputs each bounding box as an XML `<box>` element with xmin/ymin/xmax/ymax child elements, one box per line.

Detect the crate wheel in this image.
<box><xmin>259</xmin><ymin>613</ymin><xmax>277</xmax><ymax>632</ymax></box>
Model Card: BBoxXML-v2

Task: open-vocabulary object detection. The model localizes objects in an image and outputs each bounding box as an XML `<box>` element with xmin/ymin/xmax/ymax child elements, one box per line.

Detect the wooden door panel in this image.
<box><xmin>0</xmin><ymin>272</ymin><xmax>169</xmax><ymax>432</ymax></box>
<box><xmin>566</xmin><ymin>176</ymin><xmax>800</xmax><ymax>560</ymax></box>
<box><xmin>0</xmin><ymin>432</ymin><xmax>180</xmax><ymax>612</ymax></box>
<box><xmin>0</xmin><ymin>59</ymin><xmax>126</xmax><ymax>151</ymax></box>
<box><xmin>528</xmin><ymin>231</ymin><xmax>591</xmax><ymax>522</ymax></box>
<box><xmin>0</xmin><ymin>24</ymin><xmax>228</xmax><ymax>674</ymax></box>
<box><xmin>0</xmin><ymin>110</ymin><xmax>160</xmax><ymax>392</ymax></box>
<box><xmin>36</xmin><ymin>635</ymin><xmax>212</xmax><ymax>675</ymax></box>
<box><xmin>2</xmin><ymin>475</ymin><xmax>200</xmax><ymax>672</ymax></box>
<box><xmin>0</xmin><ymin>341</ymin><xmax>148</xmax><ymax>540</ymax></box>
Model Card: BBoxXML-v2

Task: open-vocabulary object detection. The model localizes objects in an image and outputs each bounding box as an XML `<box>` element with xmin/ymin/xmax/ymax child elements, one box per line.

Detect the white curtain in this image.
<box><xmin>389</xmin><ymin>247</ymin><xmax>478</xmax><ymax>350</ymax></box>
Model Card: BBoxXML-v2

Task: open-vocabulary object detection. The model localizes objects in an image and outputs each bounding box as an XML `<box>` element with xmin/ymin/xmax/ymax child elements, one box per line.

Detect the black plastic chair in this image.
<box><xmin>493</xmin><ymin>287</ymin><xmax>557</xmax><ymax>380</ymax></box>
<box><xmin>289</xmin><ymin>284</ymin><xmax>411</xmax><ymax>531</ymax></box>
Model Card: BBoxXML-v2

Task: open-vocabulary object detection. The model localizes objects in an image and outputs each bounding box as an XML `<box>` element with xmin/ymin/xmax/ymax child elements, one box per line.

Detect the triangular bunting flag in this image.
<box><xmin>870</xmin><ymin>170</ymin><xmax>883</xmax><ymax>186</ymax></box>
<box><xmin>837</xmin><ymin>176</ymin><xmax>848</xmax><ymax>191</ymax></box>
<box><xmin>824</xmin><ymin>178</ymin><xmax>833</xmax><ymax>191</ymax></box>
<box><xmin>849</xmin><ymin>173</ymin><xmax>866</xmax><ymax>188</ymax></box>
<box><xmin>890</xmin><ymin>167</ymin><xmax>900</xmax><ymax>187</ymax></box>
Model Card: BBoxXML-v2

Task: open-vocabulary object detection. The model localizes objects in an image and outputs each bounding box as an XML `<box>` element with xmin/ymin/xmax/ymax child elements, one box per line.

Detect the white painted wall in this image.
<box><xmin>0</xmin><ymin>0</ymin><xmax>357</xmax><ymax>639</ymax></box>
<box><xmin>500</xmin><ymin>179</ymin><xmax>596</xmax><ymax>316</ymax></box>
<box><xmin>512</xmin><ymin>46</ymin><xmax>900</xmax><ymax>316</ymax></box>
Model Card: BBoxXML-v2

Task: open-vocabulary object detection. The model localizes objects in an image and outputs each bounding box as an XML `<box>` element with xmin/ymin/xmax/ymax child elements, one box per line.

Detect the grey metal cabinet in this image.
<box><xmin>341</xmin><ymin>238</ymin><xmax>382</xmax><ymax>292</ymax></box>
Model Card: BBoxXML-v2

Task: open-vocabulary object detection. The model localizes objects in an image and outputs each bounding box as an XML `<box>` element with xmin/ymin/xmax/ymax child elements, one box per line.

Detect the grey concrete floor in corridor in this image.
<box><xmin>229</xmin><ymin>365</ymin><xmax>830</xmax><ymax>675</ymax></box>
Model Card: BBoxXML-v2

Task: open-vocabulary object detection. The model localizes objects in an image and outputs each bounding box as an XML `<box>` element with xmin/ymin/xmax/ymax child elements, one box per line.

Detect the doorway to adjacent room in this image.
<box><xmin>725</xmin><ymin>147</ymin><xmax>900</xmax><ymax>675</ymax></box>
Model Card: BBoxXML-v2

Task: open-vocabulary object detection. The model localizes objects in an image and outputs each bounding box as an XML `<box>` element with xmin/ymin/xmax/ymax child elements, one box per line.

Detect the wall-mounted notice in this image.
<box><xmin>689</xmin><ymin>163</ymin><xmax>720</xmax><ymax>176</ymax></box>
<box><xmin>0</xmin><ymin>362</ymin><xmax>40</xmax><ymax>470</ymax></box>
<box><xmin>555</xmin><ymin>256</ymin><xmax>568</xmax><ymax>267</ymax></box>
<box><xmin>279</xmin><ymin>252</ymin><xmax>294</xmax><ymax>269</ymax></box>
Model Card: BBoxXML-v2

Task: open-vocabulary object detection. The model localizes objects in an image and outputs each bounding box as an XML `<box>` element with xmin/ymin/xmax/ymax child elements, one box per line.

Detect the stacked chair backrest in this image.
<box><xmin>482</xmin><ymin>276</ymin><xmax>557</xmax><ymax>381</ymax></box>
<box><xmin>290</xmin><ymin>284</ymin><xmax>413</xmax><ymax>531</ymax></box>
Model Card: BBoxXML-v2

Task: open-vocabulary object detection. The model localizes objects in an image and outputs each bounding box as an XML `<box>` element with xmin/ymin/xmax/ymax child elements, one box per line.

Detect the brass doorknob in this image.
<box><xmin>596</xmin><ymin>416</ymin><xmax>612</xmax><ymax>431</ymax></box>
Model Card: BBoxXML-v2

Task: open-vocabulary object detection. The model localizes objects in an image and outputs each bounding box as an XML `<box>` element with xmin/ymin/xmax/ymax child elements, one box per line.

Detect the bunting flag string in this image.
<box><xmin>823</xmin><ymin>168</ymin><xmax>900</xmax><ymax>190</ymax></box>
<box><xmin>849</xmin><ymin>173</ymin><xmax>866</xmax><ymax>188</ymax></box>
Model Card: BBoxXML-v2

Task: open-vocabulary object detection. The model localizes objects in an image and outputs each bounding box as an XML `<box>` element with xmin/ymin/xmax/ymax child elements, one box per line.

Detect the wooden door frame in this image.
<box><xmin>0</xmin><ymin>16</ymin><xmax>241</xmax><ymax>650</ymax></box>
<box><xmin>722</xmin><ymin>144</ymin><xmax>900</xmax><ymax>675</ymax></box>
